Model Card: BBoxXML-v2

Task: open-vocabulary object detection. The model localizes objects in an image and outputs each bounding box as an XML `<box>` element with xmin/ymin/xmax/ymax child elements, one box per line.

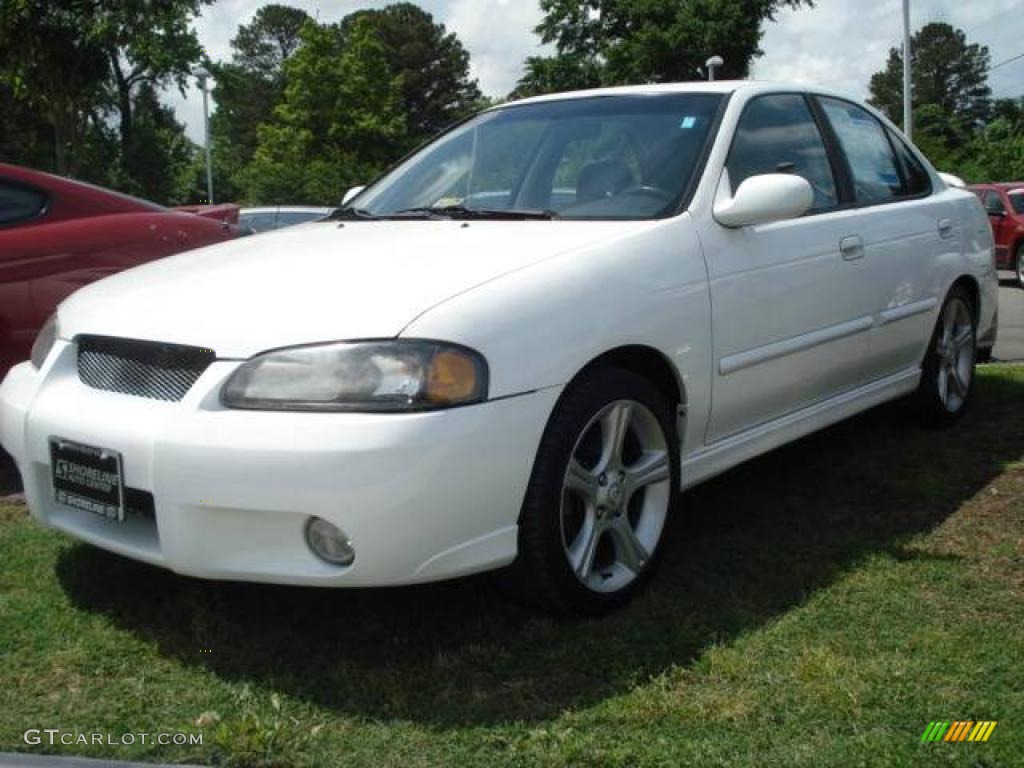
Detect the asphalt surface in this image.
<box><xmin>993</xmin><ymin>274</ymin><xmax>1024</xmax><ymax>362</ymax></box>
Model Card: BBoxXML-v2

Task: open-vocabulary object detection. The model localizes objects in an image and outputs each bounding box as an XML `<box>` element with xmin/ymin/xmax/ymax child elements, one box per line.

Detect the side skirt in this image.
<box><xmin>680</xmin><ymin>367</ymin><xmax>921</xmax><ymax>490</ymax></box>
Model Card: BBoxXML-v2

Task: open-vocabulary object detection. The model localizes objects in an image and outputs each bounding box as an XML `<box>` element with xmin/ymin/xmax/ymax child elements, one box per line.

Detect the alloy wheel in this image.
<box><xmin>935</xmin><ymin>297</ymin><xmax>975</xmax><ymax>413</ymax></box>
<box><xmin>559</xmin><ymin>399</ymin><xmax>671</xmax><ymax>593</ymax></box>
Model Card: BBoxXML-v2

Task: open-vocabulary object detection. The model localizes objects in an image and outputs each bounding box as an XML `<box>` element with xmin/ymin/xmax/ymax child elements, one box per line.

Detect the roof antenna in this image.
<box><xmin>705</xmin><ymin>56</ymin><xmax>724</xmax><ymax>81</ymax></box>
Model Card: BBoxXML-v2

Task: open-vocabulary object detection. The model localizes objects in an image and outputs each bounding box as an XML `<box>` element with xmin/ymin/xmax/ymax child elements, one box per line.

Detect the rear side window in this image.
<box><xmin>887</xmin><ymin>130</ymin><xmax>932</xmax><ymax>197</ymax></box>
<box><xmin>819</xmin><ymin>98</ymin><xmax>903</xmax><ymax>205</ymax></box>
<box><xmin>727</xmin><ymin>94</ymin><xmax>838</xmax><ymax>212</ymax></box>
<box><xmin>0</xmin><ymin>180</ymin><xmax>47</xmax><ymax>226</ymax></box>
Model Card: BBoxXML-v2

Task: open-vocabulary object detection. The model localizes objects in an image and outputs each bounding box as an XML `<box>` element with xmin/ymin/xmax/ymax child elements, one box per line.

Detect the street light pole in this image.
<box><xmin>902</xmin><ymin>0</ymin><xmax>912</xmax><ymax>140</ymax></box>
<box><xmin>194</xmin><ymin>66</ymin><xmax>213</xmax><ymax>204</ymax></box>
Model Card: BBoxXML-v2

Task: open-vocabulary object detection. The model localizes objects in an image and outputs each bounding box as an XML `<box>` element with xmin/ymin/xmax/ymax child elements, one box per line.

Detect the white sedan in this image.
<box><xmin>0</xmin><ymin>82</ymin><xmax>998</xmax><ymax>614</ymax></box>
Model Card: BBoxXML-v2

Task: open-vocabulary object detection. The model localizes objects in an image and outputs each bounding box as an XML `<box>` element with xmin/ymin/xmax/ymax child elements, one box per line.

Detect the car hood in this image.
<box><xmin>58</xmin><ymin>219</ymin><xmax>648</xmax><ymax>358</ymax></box>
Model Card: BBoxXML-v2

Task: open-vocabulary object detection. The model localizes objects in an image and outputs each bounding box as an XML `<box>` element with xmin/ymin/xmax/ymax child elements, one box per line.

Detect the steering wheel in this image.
<box><xmin>618</xmin><ymin>184</ymin><xmax>674</xmax><ymax>203</ymax></box>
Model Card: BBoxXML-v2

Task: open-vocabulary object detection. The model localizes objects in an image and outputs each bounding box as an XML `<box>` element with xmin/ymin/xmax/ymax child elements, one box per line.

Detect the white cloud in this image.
<box><xmin>170</xmin><ymin>0</ymin><xmax>1024</xmax><ymax>142</ymax></box>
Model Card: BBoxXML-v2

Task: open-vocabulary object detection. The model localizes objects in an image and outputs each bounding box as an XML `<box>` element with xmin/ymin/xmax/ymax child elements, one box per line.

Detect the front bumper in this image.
<box><xmin>0</xmin><ymin>341</ymin><xmax>560</xmax><ymax>586</ymax></box>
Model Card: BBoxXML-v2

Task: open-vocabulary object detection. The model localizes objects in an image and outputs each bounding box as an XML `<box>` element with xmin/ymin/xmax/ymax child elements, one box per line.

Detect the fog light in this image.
<box><xmin>305</xmin><ymin>517</ymin><xmax>355</xmax><ymax>566</ymax></box>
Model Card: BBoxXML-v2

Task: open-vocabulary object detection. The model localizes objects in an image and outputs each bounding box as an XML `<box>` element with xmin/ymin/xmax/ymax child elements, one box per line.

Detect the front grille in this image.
<box><xmin>77</xmin><ymin>336</ymin><xmax>215</xmax><ymax>402</ymax></box>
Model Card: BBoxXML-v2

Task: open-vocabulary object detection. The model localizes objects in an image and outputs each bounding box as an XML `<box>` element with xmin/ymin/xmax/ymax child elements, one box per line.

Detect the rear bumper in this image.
<box><xmin>1</xmin><ymin>342</ymin><xmax>560</xmax><ymax>586</ymax></box>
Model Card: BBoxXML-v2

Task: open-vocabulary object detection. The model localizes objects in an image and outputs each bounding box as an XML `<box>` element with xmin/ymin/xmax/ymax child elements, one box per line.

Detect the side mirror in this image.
<box><xmin>341</xmin><ymin>185</ymin><xmax>365</xmax><ymax>206</ymax></box>
<box><xmin>938</xmin><ymin>172</ymin><xmax>966</xmax><ymax>189</ymax></box>
<box><xmin>713</xmin><ymin>173</ymin><xmax>814</xmax><ymax>228</ymax></box>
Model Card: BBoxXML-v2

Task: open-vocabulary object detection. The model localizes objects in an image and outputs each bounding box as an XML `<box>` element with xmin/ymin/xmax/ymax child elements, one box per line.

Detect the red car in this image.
<box><xmin>0</xmin><ymin>164</ymin><xmax>241</xmax><ymax>376</ymax></box>
<box><xmin>969</xmin><ymin>182</ymin><xmax>1024</xmax><ymax>287</ymax></box>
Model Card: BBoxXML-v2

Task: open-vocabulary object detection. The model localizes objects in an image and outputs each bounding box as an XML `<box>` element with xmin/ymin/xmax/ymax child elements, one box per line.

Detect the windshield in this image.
<box><xmin>352</xmin><ymin>93</ymin><xmax>724</xmax><ymax>220</ymax></box>
<box><xmin>1009</xmin><ymin>190</ymin><xmax>1024</xmax><ymax>215</ymax></box>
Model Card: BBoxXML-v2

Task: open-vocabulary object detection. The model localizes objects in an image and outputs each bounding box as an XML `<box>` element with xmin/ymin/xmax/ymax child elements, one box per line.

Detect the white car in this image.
<box><xmin>0</xmin><ymin>82</ymin><xmax>998</xmax><ymax>614</ymax></box>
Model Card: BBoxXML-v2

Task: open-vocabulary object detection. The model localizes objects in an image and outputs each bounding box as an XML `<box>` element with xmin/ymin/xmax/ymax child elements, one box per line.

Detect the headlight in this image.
<box><xmin>221</xmin><ymin>340</ymin><xmax>488</xmax><ymax>412</ymax></box>
<box><xmin>30</xmin><ymin>314</ymin><xmax>58</xmax><ymax>369</ymax></box>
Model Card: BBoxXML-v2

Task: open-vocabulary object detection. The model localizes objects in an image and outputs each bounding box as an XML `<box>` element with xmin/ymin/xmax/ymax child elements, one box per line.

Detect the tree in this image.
<box><xmin>91</xmin><ymin>0</ymin><xmax>210</xmax><ymax>181</ymax></box>
<box><xmin>231</xmin><ymin>3</ymin><xmax>310</xmax><ymax>75</ymax></box>
<box><xmin>245</xmin><ymin>18</ymin><xmax>405</xmax><ymax>204</ymax></box>
<box><xmin>113</xmin><ymin>84</ymin><xmax>197</xmax><ymax>204</ymax></box>
<box><xmin>513</xmin><ymin>0</ymin><xmax>814</xmax><ymax>98</ymax></box>
<box><xmin>512</xmin><ymin>54</ymin><xmax>603</xmax><ymax>99</ymax></box>
<box><xmin>0</xmin><ymin>83</ymin><xmax>57</xmax><ymax>172</ymax></box>
<box><xmin>0</xmin><ymin>0</ymin><xmax>110</xmax><ymax>174</ymax></box>
<box><xmin>991</xmin><ymin>97</ymin><xmax>1024</xmax><ymax>134</ymax></box>
<box><xmin>341</xmin><ymin>3</ymin><xmax>483</xmax><ymax>146</ymax></box>
<box><xmin>868</xmin><ymin>22</ymin><xmax>991</xmax><ymax>130</ymax></box>
<box><xmin>964</xmin><ymin>119</ymin><xmax>1024</xmax><ymax>182</ymax></box>
<box><xmin>209</xmin><ymin>5</ymin><xmax>312</xmax><ymax>198</ymax></box>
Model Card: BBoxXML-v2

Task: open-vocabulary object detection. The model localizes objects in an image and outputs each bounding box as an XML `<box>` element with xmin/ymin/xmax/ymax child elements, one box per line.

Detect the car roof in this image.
<box><xmin>501</xmin><ymin>80</ymin><xmax>858</xmax><ymax>109</ymax></box>
<box><xmin>0</xmin><ymin>162</ymin><xmax>165</xmax><ymax>215</ymax></box>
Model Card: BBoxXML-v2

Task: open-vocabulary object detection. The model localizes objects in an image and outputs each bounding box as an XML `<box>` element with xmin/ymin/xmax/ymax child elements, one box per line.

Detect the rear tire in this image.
<box><xmin>510</xmin><ymin>367</ymin><xmax>680</xmax><ymax>616</ymax></box>
<box><xmin>915</xmin><ymin>285</ymin><xmax>977</xmax><ymax>428</ymax></box>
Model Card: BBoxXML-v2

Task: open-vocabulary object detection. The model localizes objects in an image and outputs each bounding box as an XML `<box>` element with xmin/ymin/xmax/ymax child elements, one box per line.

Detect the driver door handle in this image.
<box><xmin>840</xmin><ymin>235</ymin><xmax>864</xmax><ymax>261</ymax></box>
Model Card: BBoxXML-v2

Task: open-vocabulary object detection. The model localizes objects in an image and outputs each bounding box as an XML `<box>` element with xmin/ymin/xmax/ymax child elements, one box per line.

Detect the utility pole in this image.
<box><xmin>194</xmin><ymin>66</ymin><xmax>214</xmax><ymax>204</ymax></box>
<box><xmin>902</xmin><ymin>0</ymin><xmax>912</xmax><ymax>140</ymax></box>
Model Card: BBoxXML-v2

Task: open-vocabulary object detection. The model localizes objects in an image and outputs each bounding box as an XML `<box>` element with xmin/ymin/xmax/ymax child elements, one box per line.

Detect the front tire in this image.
<box><xmin>915</xmin><ymin>286</ymin><xmax>977</xmax><ymax>427</ymax></box>
<box><xmin>1016</xmin><ymin>243</ymin><xmax>1024</xmax><ymax>289</ymax></box>
<box><xmin>512</xmin><ymin>367</ymin><xmax>680</xmax><ymax>616</ymax></box>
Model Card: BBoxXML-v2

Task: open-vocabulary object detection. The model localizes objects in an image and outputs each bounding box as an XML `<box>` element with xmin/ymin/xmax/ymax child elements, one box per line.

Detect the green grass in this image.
<box><xmin>2</xmin><ymin>366</ymin><xmax>1023</xmax><ymax>767</ymax></box>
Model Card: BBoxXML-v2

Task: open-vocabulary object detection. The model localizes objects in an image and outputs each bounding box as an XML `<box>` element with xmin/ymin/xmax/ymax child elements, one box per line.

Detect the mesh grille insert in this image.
<box><xmin>77</xmin><ymin>336</ymin><xmax>215</xmax><ymax>402</ymax></box>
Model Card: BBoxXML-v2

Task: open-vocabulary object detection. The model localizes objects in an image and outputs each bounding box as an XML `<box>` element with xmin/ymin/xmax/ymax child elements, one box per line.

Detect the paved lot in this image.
<box><xmin>993</xmin><ymin>275</ymin><xmax>1024</xmax><ymax>362</ymax></box>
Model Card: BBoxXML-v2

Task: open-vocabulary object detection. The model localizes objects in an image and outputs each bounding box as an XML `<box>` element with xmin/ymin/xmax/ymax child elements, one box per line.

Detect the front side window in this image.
<box><xmin>1007</xmin><ymin>190</ymin><xmax>1024</xmax><ymax>215</ymax></box>
<box><xmin>819</xmin><ymin>98</ymin><xmax>903</xmax><ymax>205</ymax></box>
<box><xmin>353</xmin><ymin>93</ymin><xmax>724</xmax><ymax>220</ymax></box>
<box><xmin>726</xmin><ymin>93</ymin><xmax>838</xmax><ymax>212</ymax></box>
<box><xmin>0</xmin><ymin>180</ymin><xmax>47</xmax><ymax>226</ymax></box>
<box><xmin>984</xmin><ymin>191</ymin><xmax>1007</xmax><ymax>216</ymax></box>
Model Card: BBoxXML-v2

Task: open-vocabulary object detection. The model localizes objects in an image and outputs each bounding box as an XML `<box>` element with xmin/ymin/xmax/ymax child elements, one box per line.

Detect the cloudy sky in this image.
<box><xmin>169</xmin><ymin>0</ymin><xmax>1024</xmax><ymax>142</ymax></box>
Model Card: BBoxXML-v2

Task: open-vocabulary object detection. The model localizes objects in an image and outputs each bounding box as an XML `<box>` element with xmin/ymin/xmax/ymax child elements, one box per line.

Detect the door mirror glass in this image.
<box><xmin>713</xmin><ymin>173</ymin><xmax>814</xmax><ymax>228</ymax></box>
<box><xmin>341</xmin><ymin>186</ymin><xmax>365</xmax><ymax>206</ymax></box>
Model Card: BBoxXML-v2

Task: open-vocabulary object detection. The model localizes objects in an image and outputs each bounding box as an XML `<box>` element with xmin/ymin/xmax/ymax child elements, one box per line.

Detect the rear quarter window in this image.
<box><xmin>0</xmin><ymin>180</ymin><xmax>47</xmax><ymax>226</ymax></box>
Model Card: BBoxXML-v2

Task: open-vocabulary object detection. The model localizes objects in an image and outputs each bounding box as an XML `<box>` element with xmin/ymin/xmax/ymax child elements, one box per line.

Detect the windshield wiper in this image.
<box><xmin>392</xmin><ymin>205</ymin><xmax>559</xmax><ymax>220</ymax></box>
<box><xmin>328</xmin><ymin>206</ymin><xmax>381</xmax><ymax>221</ymax></box>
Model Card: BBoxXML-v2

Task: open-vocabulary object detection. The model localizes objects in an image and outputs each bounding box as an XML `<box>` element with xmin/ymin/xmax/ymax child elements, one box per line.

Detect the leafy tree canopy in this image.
<box><xmin>341</xmin><ymin>3</ymin><xmax>483</xmax><ymax>145</ymax></box>
<box><xmin>245</xmin><ymin>18</ymin><xmax>405</xmax><ymax>204</ymax></box>
<box><xmin>868</xmin><ymin>22</ymin><xmax>991</xmax><ymax>130</ymax></box>
<box><xmin>514</xmin><ymin>0</ymin><xmax>814</xmax><ymax>98</ymax></box>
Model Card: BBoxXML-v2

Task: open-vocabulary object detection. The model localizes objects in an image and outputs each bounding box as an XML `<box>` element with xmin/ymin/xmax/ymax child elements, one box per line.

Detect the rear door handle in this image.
<box><xmin>938</xmin><ymin>218</ymin><xmax>955</xmax><ymax>238</ymax></box>
<box><xmin>840</xmin><ymin>235</ymin><xmax>864</xmax><ymax>261</ymax></box>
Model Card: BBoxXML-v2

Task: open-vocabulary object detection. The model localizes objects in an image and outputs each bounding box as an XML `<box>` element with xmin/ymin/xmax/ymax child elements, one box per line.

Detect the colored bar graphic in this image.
<box><xmin>923</xmin><ymin>720</ymin><xmax>997</xmax><ymax>743</ymax></box>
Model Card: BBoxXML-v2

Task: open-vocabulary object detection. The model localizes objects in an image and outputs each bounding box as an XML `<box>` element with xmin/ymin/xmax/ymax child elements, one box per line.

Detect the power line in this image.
<box><xmin>991</xmin><ymin>52</ymin><xmax>1024</xmax><ymax>71</ymax></box>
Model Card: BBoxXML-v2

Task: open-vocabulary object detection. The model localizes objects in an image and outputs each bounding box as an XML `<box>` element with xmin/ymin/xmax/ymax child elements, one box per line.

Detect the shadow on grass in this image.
<box><xmin>56</xmin><ymin>370</ymin><xmax>1024</xmax><ymax>727</ymax></box>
